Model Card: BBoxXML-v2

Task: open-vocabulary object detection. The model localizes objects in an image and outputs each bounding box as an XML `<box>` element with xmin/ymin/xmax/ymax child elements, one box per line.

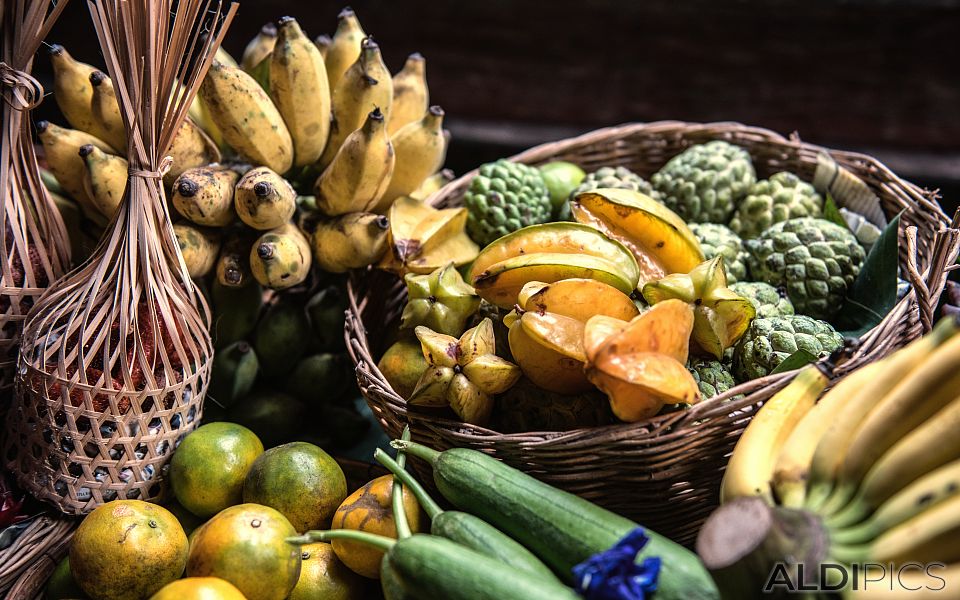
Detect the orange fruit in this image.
<box><xmin>170</xmin><ymin>422</ymin><xmax>264</xmax><ymax>518</ymax></box>
<box><xmin>187</xmin><ymin>503</ymin><xmax>301</xmax><ymax>600</ymax></box>
<box><xmin>242</xmin><ymin>442</ymin><xmax>347</xmax><ymax>533</ymax></box>
<box><xmin>70</xmin><ymin>500</ymin><xmax>187</xmax><ymax>600</ymax></box>
<box><xmin>330</xmin><ymin>474</ymin><xmax>421</xmax><ymax>579</ymax></box>
<box><xmin>149</xmin><ymin>577</ymin><xmax>246</xmax><ymax>600</ymax></box>
<box><xmin>288</xmin><ymin>543</ymin><xmax>367</xmax><ymax>600</ymax></box>
<box><xmin>377</xmin><ymin>339</ymin><xmax>427</xmax><ymax>399</ymax></box>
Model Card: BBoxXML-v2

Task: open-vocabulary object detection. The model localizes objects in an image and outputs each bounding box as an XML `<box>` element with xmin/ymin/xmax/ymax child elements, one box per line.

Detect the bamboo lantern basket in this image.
<box><xmin>347</xmin><ymin>121</ymin><xmax>960</xmax><ymax>546</ymax></box>
<box><xmin>2</xmin><ymin>0</ymin><xmax>236</xmax><ymax>516</ymax></box>
<box><xmin>0</xmin><ymin>0</ymin><xmax>72</xmax><ymax>399</ymax></box>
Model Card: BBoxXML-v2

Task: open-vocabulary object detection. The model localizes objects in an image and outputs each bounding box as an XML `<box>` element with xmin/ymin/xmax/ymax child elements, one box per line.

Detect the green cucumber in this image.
<box><xmin>375</xmin><ymin>449</ymin><xmax>557</xmax><ymax>582</ymax></box>
<box><xmin>396</xmin><ymin>441</ymin><xmax>719</xmax><ymax>600</ymax></box>
<box><xmin>381</xmin><ymin>428</ymin><xmax>415</xmax><ymax>600</ymax></box>
<box><xmin>292</xmin><ymin>531</ymin><xmax>579</xmax><ymax>600</ymax></box>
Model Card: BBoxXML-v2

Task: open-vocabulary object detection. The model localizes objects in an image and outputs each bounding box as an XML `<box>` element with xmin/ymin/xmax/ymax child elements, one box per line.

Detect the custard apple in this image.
<box><xmin>733</xmin><ymin>315</ymin><xmax>843</xmax><ymax>380</ymax></box>
<box><xmin>729</xmin><ymin>172</ymin><xmax>823</xmax><ymax>238</ymax></box>
<box><xmin>572</xmin><ymin>166</ymin><xmax>661</xmax><ymax>200</ymax></box>
<box><xmin>651</xmin><ymin>141</ymin><xmax>756</xmax><ymax>223</ymax></box>
<box><xmin>745</xmin><ymin>217</ymin><xmax>865</xmax><ymax>320</ymax></box>
<box><xmin>730</xmin><ymin>281</ymin><xmax>795</xmax><ymax>319</ymax></box>
<box><xmin>687</xmin><ymin>358</ymin><xmax>737</xmax><ymax>398</ymax></box>
<box><xmin>688</xmin><ymin>223</ymin><xmax>748</xmax><ymax>283</ymax></box>
<box><xmin>465</xmin><ymin>160</ymin><xmax>552</xmax><ymax>246</ymax></box>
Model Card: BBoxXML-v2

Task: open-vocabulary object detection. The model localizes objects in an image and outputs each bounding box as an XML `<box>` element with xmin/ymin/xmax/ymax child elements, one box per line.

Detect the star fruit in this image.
<box><xmin>400</xmin><ymin>263</ymin><xmax>481</xmax><ymax>336</ymax></box>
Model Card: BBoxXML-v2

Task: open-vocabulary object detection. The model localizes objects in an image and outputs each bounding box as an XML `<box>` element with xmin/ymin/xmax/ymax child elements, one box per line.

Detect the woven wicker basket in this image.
<box><xmin>347</xmin><ymin>121</ymin><xmax>960</xmax><ymax>546</ymax></box>
<box><xmin>0</xmin><ymin>514</ymin><xmax>75</xmax><ymax>599</ymax></box>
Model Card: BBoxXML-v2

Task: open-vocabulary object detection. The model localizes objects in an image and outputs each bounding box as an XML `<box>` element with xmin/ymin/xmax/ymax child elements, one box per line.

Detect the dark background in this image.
<box><xmin>31</xmin><ymin>0</ymin><xmax>960</xmax><ymax>212</ymax></box>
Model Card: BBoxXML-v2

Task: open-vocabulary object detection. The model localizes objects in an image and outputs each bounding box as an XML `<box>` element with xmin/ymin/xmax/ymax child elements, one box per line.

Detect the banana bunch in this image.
<box><xmin>710</xmin><ymin>316</ymin><xmax>960</xmax><ymax>595</ymax></box>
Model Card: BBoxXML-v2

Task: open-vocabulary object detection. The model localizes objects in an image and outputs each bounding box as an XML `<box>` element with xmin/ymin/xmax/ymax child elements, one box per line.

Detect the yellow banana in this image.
<box><xmin>314</xmin><ymin>108</ymin><xmax>395</xmax><ymax>216</ymax></box>
<box><xmin>174</xmin><ymin>223</ymin><xmax>221</xmax><ymax>279</ymax></box>
<box><xmin>172</xmin><ymin>166</ymin><xmax>239</xmax><ymax>227</ymax></box>
<box><xmin>216</xmin><ymin>229</ymin><xmax>255</xmax><ymax>288</ymax></box>
<box><xmin>249</xmin><ymin>222</ymin><xmax>312</xmax><ymax>290</ymax></box>
<box><xmin>270</xmin><ymin>16</ymin><xmax>331</xmax><ymax>167</ymax></box>
<box><xmin>409</xmin><ymin>168</ymin><xmax>454</xmax><ymax>202</ymax></box>
<box><xmin>314</xmin><ymin>34</ymin><xmax>332</xmax><ymax>60</ymax></box>
<box><xmin>36</xmin><ymin>121</ymin><xmax>113</xmax><ymax>225</ymax></box>
<box><xmin>235</xmin><ymin>166</ymin><xmax>297</xmax><ymax>230</ymax></box>
<box><xmin>324</xmin><ymin>7</ymin><xmax>365</xmax><ymax>91</ymax></box>
<box><xmin>805</xmin><ymin>317</ymin><xmax>960</xmax><ymax>513</ymax></box>
<box><xmin>164</xmin><ymin>119</ymin><xmax>221</xmax><ymax>187</ymax></box>
<box><xmin>80</xmin><ymin>144</ymin><xmax>127</xmax><ymax>219</ymax></box>
<box><xmin>828</xmin><ymin>393</ymin><xmax>960</xmax><ymax>529</ymax></box>
<box><xmin>821</xmin><ymin>325</ymin><xmax>960</xmax><ymax>516</ymax></box>
<box><xmin>832</xmin><ymin>459</ymin><xmax>960</xmax><ymax>546</ymax></box>
<box><xmin>216</xmin><ymin>45</ymin><xmax>238</xmax><ymax>69</ymax></box>
<box><xmin>378</xmin><ymin>105</ymin><xmax>447</xmax><ymax>210</ymax></box>
<box><xmin>720</xmin><ymin>364</ymin><xmax>831</xmax><ymax>504</ymax></box>
<box><xmin>199</xmin><ymin>60</ymin><xmax>294</xmax><ymax>174</ymax></box>
<box><xmin>241</xmin><ymin>23</ymin><xmax>278</xmax><ymax>72</ymax></box>
<box><xmin>772</xmin><ymin>364</ymin><xmax>881</xmax><ymax>508</ymax></box>
<box><xmin>88</xmin><ymin>70</ymin><xmax>126</xmax><ymax>153</ymax></box>
<box><xmin>318</xmin><ymin>36</ymin><xmax>392</xmax><ymax>169</ymax></box>
<box><xmin>312</xmin><ymin>212</ymin><xmax>390</xmax><ymax>273</ymax></box>
<box><xmin>49</xmin><ymin>44</ymin><xmax>97</xmax><ymax>134</ymax></box>
<box><xmin>389</xmin><ymin>53</ymin><xmax>428</xmax><ymax>136</ymax></box>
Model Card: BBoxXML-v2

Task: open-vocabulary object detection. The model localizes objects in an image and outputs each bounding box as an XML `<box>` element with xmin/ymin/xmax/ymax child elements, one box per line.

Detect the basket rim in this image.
<box><xmin>347</xmin><ymin>119</ymin><xmax>959</xmax><ymax>442</ymax></box>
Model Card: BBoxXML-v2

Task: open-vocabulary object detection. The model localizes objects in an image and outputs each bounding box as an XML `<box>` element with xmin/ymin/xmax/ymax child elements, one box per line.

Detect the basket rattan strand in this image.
<box><xmin>347</xmin><ymin>121</ymin><xmax>959</xmax><ymax>546</ymax></box>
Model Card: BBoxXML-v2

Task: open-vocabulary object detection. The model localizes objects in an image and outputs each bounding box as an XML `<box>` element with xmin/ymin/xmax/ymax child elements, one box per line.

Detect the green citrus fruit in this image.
<box><xmin>377</xmin><ymin>339</ymin><xmax>427</xmax><ymax>399</ymax></box>
<box><xmin>289</xmin><ymin>543</ymin><xmax>367</xmax><ymax>600</ymax></box>
<box><xmin>539</xmin><ymin>161</ymin><xmax>586</xmax><ymax>210</ymax></box>
<box><xmin>149</xmin><ymin>577</ymin><xmax>246</xmax><ymax>600</ymax></box>
<box><xmin>44</xmin><ymin>556</ymin><xmax>88</xmax><ymax>600</ymax></box>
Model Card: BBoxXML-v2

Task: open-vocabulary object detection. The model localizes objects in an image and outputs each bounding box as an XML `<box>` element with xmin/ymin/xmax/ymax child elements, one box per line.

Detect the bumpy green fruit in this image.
<box><xmin>400</xmin><ymin>263</ymin><xmax>480</xmax><ymax>336</ymax></box>
<box><xmin>688</xmin><ymin>223</ymin><xmax>748</xmax><ymax>283</ymax></box>
<box><xmin>572</xmin><ymin>166</ymin><xmax>659</xmax><ymax>200</ymax></box>
<box><xmin>733</xmin><ymin>315</ymin><xmax>843</xmax><ymax>380</ymax></box>
<box><xmin>464</xmin><ymin>159</ymin><xmax>552</xmax><ymax>246</ymax></box>
<box><xmin>687</xmin><ymin>358</ymin><xmax>738</xmax><ymax>398</ymax></box>
<box><xmin>729</xmin><ymin>172</ymin><xmax>823</xmax><ymax>239</ymax></box>
<box><xmin>730</xmin><ymin>281</ymin><xmax>795</xmax><ymax>319</ymax></box>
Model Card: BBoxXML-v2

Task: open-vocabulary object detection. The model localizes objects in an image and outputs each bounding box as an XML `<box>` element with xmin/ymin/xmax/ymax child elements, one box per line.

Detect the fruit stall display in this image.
<box><xmin>347</xmin><ymin>122</ymin><xmax>959</xmax><ymax>545</ymax></box>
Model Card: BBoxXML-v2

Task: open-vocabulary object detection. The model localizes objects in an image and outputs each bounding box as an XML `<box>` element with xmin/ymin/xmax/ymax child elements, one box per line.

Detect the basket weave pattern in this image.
<box><xmin>348</xmin><ymin>121</ymin><xmax>959</xmax><ymax>545</ymax></box>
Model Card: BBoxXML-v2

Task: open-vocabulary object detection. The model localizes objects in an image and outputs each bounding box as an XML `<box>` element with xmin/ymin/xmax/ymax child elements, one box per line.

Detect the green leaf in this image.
<box><xmin>834</xmin><ymin>212</ymin><xmax>902</xmax><ymax>337</ymax></box>
<box><xmin>823</xmin><ymin>194</ymin><xmax>849</xmax><ymax>230</ymax></box>
<box><xmin>770</xmin><ymin>349</ymin><xmax>819</xmax><ymax>375</ymax></box>
<box><xmin>249</xmin><ymin>53</ymin><xmax>271</xmax><ymax>94</ymax></box>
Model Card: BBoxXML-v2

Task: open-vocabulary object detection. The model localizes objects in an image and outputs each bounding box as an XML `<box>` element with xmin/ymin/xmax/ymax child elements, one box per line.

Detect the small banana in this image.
<box><xmin>88</xmin><ymin>70</ymin><xmax>126</xmax><ymax>153</ymax></box>
<box><xmin>79</xmin><ymin>144</ymin><xmax>127</xmax><ymax>219</ymax></box>
<box><xmin>314</xmin><ymin>108</ymin><xmax>395</xmax><ymax>216</ymax></box>
<box><xmin>378</xmin><ymin>105</ymin><xmax>447</xmax><ymax>210</ymax></box>
<box><xmin>199</xmin><ymin>60</ymin><xmax>294</xmax><ymax>174</ymax></box>
<box><xmin>49</xmin><ymin>44</ymin><xmax>97</xmax><ymax>134</ymax></box>
<box><xmin>249</xmin><ymin>222</ymin><xmax>312</xmax><ymax>290</ymax></box>
<box><xmin>314</xmin><ymin>35</ymin><xmax>332</xmax><ymax>60</ymax></box>
<box><xmin>324</xmin><ymin>7</ymin><xmax>365</xmax><ymax>92</ymax></box>
<box><xmin>720</xmin><ymin>363</ymin><xmax>831</xmax><ymax>504</ymax></box>
<box><xmin>174</xmin><ymin>223</ymin><xmax>221</xmax><ymax>279</ymax></box>
<box><xmin>164</xmin><ymin>119</ymin><xmax>221</xmax><ymax>187</ymax></box>
<box><xmin>821</xmin><ymin>327</ymin><xmax>960</xmax><ymax>516</ymax></box>
<box><xmin>271</xmin><ymin>16</ymin><xmax>331</xmax><ymax>167</ymax></box>
<box><xmin>318</xmin><ymin>36</ymin><xmax>392</xmax><ymax>169</ymax></box>
<box><xmin>36</xmin><ymin>121</ymin><xmax>113</xmax><ymax>225</ymax></box>
<box><xmin>241</xmin><ymin>22</ymin><xmax>278</xmax><ymax>72</ymax></box>
<box><xmin>389</xmin><ymin>53</ymin><xmax>428</xmax><ymax>136</ymax></box>
<box><xmin>216</xmin><ymin>228</ymin><xmax>256</xmax><ymax>288</ymax></box>
<box><xmin>311</xmin><ymin>212</ymin><xmax>389</xmax><ymax>273</ymax></box>
<box><xmin>409</xmin><ymin>168</ymin><xmax>454</xmax><ymax>202</ymax></box>
<box><xmin>172</xmin><ymin>166</ymin><xmax>239</xmax><ymax>227</ymax></box>
<box><xmin>772</xmin><ymin>363</ymin><xmax>881</xmax><ymax>508</ymax></box>
<box><xmin>805</xmin><ymin>317</ymin><xmax>960</xmax><ymax>512</ymax></box>
<box><xmin>235</xmin><ymin>166</ymin><xmax>297</xmax><ymax>230</ymax></box>
<box><xmin>216</xmin><ymin>46</ymin><xmax>239</xmax><ymax>69</ymax></box>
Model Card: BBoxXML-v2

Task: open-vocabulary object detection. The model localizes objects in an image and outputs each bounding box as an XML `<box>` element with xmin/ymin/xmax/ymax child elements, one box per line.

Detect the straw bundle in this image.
<box><xmin>4</xmin><ymin>0</ymin><xmax>236</xmax><ymax>514</ymax></box>
<box><xmin>0</xmin><ymin>0</ymin><xmax>73</xmax><ymax>397</ymax></box>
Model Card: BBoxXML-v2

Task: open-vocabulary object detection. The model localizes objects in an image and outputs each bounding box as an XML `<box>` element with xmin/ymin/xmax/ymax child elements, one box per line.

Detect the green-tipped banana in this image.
<box><xmin>37</xmin><ymin>121</ymin><xmax>112</xmax><ymax>225</ymax></box>
<box><xmin>389</xmin><ymin>53</ymin><xmax>428</xmax><ymax>136</ymax></box>
<box><xmin>209</xmin><ymin>341</ymin><xmax>260</xmax><ymax>407</ymax></box>
<box><xmin>172</xmin><ymin>166</ymin><xmax>238</xmax><ymax>227</ymax></box>
<box><xmin>216</xmin><ymin>228</ymin><xmax>256</xmax><ymax>288</ymax></box>
<box><xmin>235</xmin><ymin>166</ymin><xmax>297</xmax><ymax>231</ymax></box>
<box><xmin>318</xmin><ymin>36</ymin><xmax>392</xmax><ymax>169</ymax></box>
<box><xmin>314</xmin><ymin>108</ymin><xmax>395</xmax><ymax>216</ymax></box>
<box><xmin>79</xmin><ymin>144</ymin><xmax>127</xmax><ymax>220</ymax></box>
<box><xmin>211</xmin><ymin>280</ymin><xmax>264</xmax><ymax>349</ymax></box>
<box><xmin>241</xmin><ymin>23</ymin><xmax>278</xmax><ymax>72</ymax></box>
<box><xmin>379</xmin><ymin>105</ymin><xmax>446</xmax><ymax>210</ymax></box>
<box><xmin>174</xmin><ymin>223</ymin><xmax>221</xmax><ymax>279</ymax></box>
<box><xmin>164</xmin><ymin>119</ymin><xmax>221</xmax><ymax>187</ymax></box>
<box><xmin>49</xmin><ymin>44</ymin><xmax>97</xmax><ymax>134</ymax></box>
<box><xmin>312</xmin><ymin>212</ymin><xmax>389</xmax><ymax>273</ymax></box>
<box><xmin>199</xmin><ymin>60</ymin><xmax>294</xmax><ymax>173</ymax></box>
<box><xmin>250</xmin><ymin>222</ymin><xmax>312</xmax><ymax>290</ymax></box>
<box><xmin>324</xmin><ymin>7</ymin><xmax>365</xmax><ymax>92</ymax></box>
<box><xmin>89</xmin><ymin>70</ymin><xmax>126</xmax><ymax>152</ymax></box>
<box><xmin>271</xmin><ymin>16</ymin><xmax>331</xmax><ymax>167</ymax></box>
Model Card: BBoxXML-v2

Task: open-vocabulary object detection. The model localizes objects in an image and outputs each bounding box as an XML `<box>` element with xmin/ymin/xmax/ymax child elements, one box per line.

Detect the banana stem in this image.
<box><xmin>287</xmin><ymin>530</ymin><xmax>396</xmax><ymax>552</ymax></box>
<box><xmin>392</xmin><ymin>427</ymin><xmax>413</xmax><ymax>539</ymax></box>
<box><xmin>376</xmin><ymin>448</ymin><xmax>444</xmax><ymax>520</ymax></box>
<box><xmin>391</xmin><ymin>439</ymin><xmax>441</xmax><ymax>465</ymax></box>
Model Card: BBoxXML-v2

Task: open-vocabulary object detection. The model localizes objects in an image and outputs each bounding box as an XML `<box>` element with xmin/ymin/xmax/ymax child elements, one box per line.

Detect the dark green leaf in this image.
<box><xmin>834</xmin><ymin>212</ymin><xmax>902</xmax><ymax>336</ymax></box>
<box><xmin>249</xmin><ymin>53</ymin><xmax>271</xmax><ymax>94</ymax></box>
<box><xmin>823</xmin><ymin>194</ymin><xmax>849</xmax><ymax>230</ymax></box>
<box><xmin>770</xmin><ymin>349</ymin><xmax>819</xmax><ymax>374</ymax></box>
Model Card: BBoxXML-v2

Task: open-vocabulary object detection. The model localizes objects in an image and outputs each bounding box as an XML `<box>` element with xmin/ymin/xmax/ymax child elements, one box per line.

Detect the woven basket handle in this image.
<box><xmin>905</xmin><ymin>209</ymin><xmax>960</xmax><ymax>332</ymax></box>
